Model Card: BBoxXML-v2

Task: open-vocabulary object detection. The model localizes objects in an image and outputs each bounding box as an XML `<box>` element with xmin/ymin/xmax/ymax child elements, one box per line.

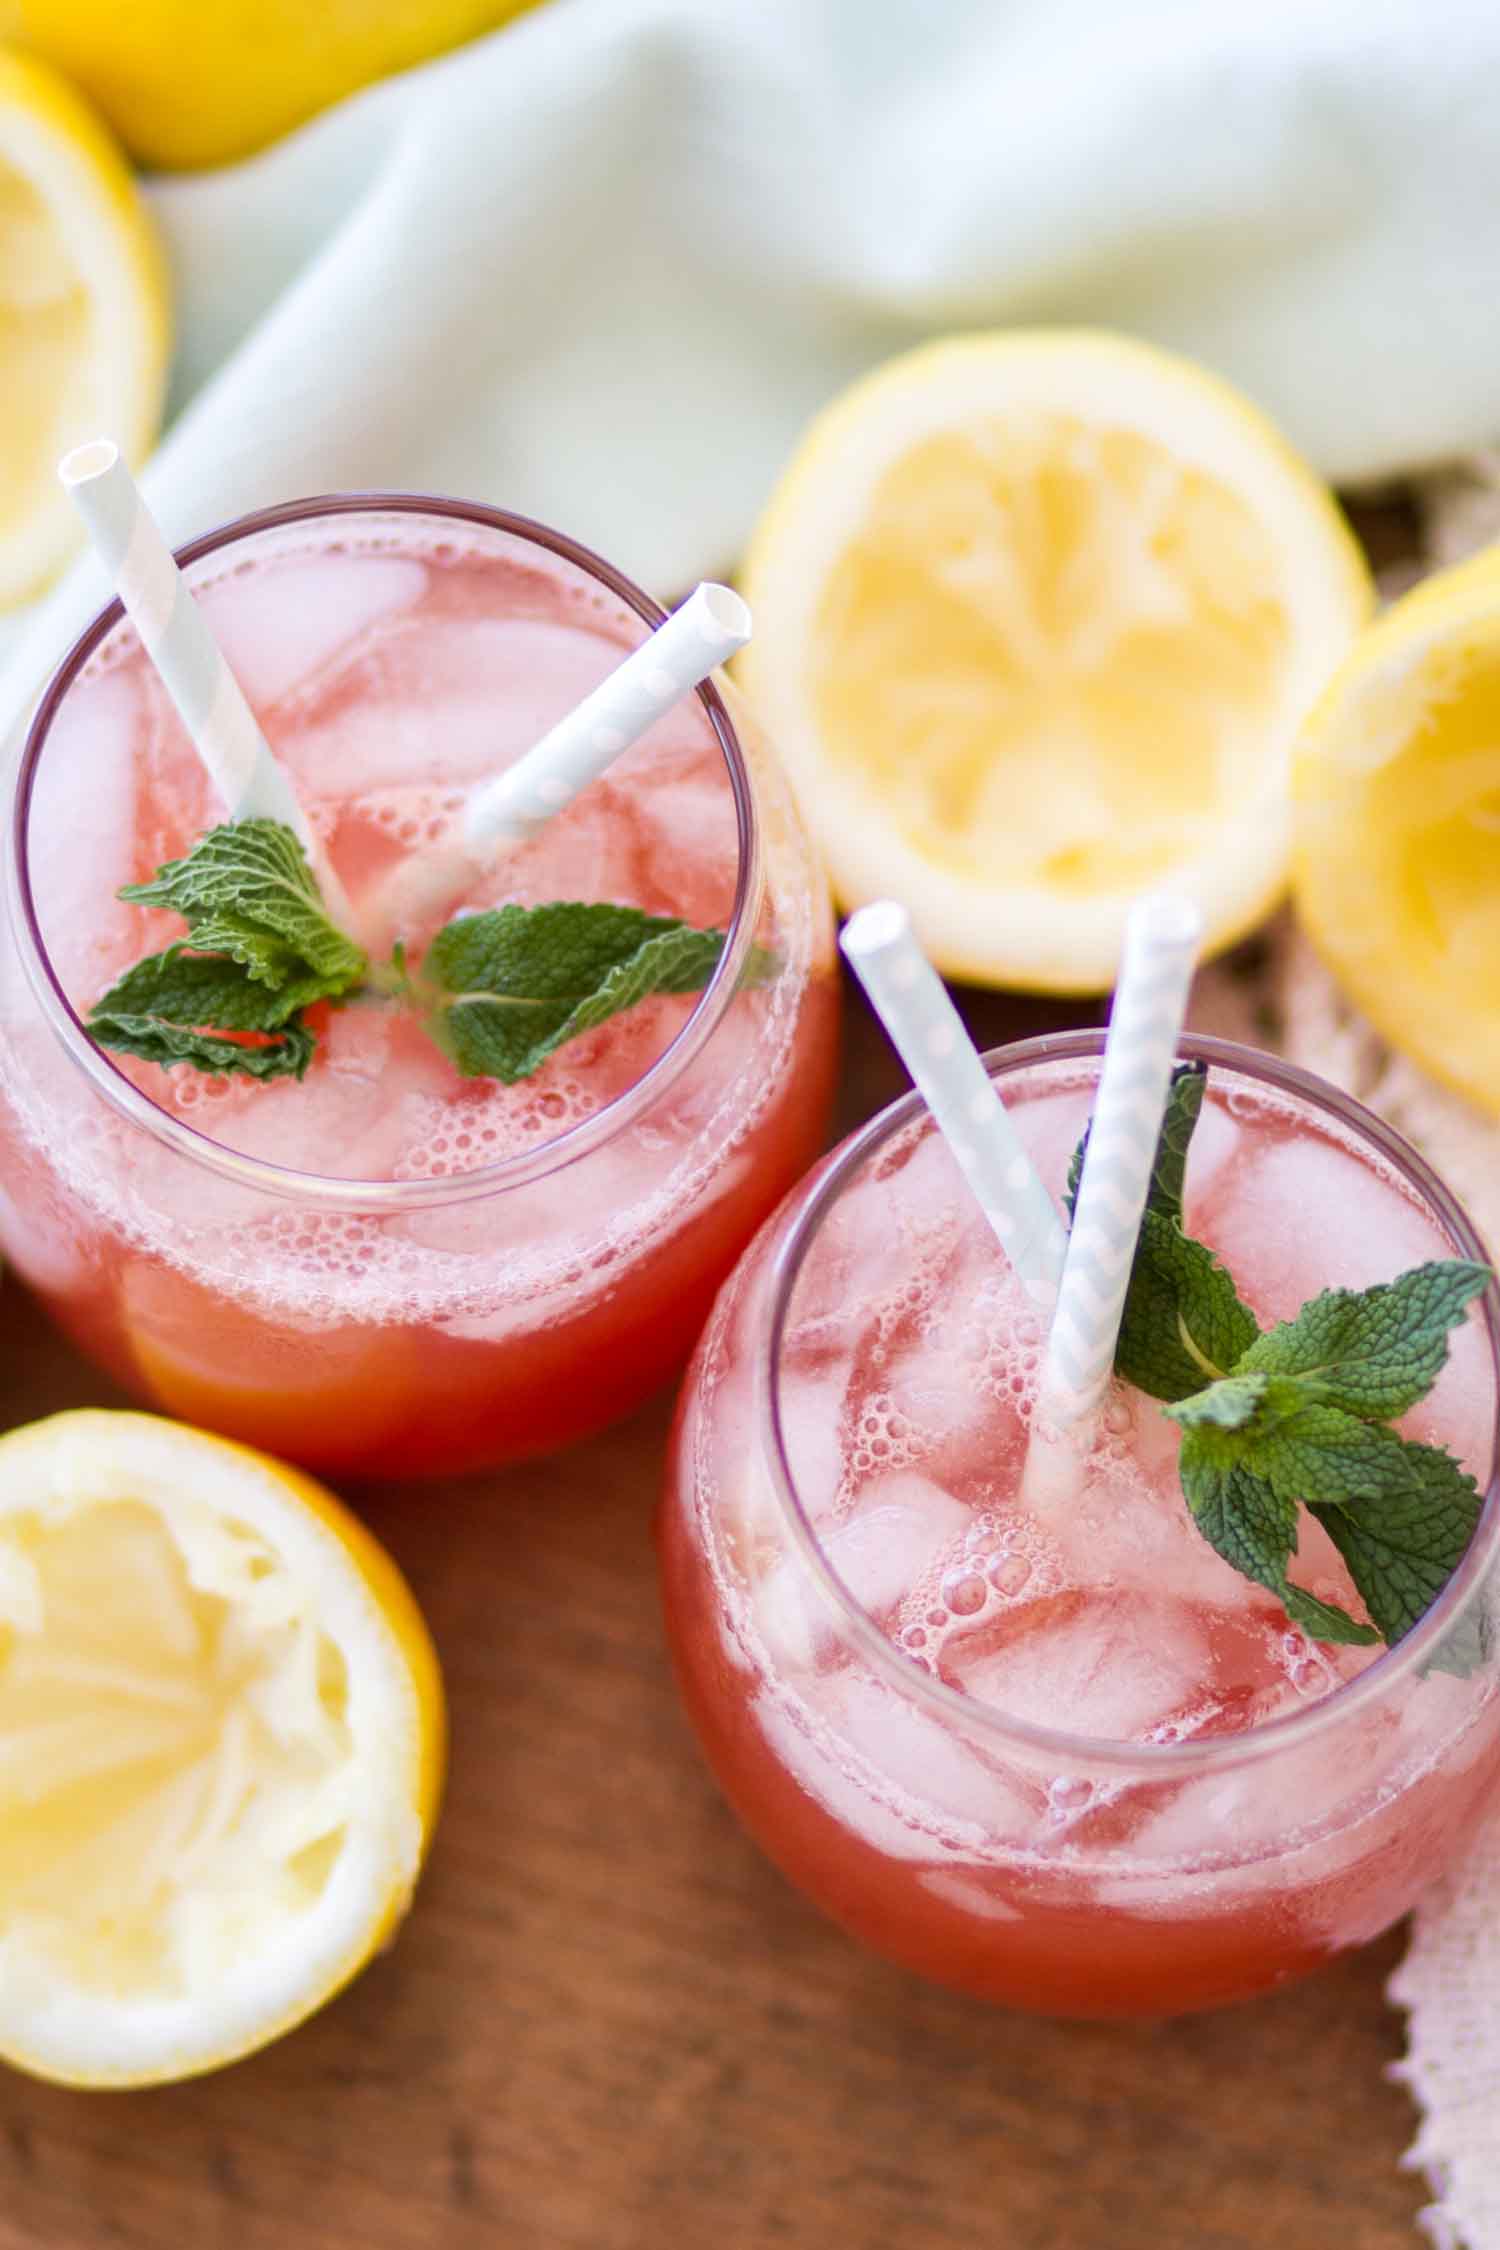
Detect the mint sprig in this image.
<box><xmin>1073</xmin><ymin>1072</ymin><xmax>1492</xmax><ymax>1648</ymax></box>
<box><xmin>89</xmin><ymin>822</ymin><xmax>742</xmax><ymax>1086</ymax></box>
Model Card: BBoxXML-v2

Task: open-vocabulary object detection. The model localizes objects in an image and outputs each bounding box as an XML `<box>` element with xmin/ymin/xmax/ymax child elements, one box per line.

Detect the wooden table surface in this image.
<box><xmin>0</xmin><ymin>963</ymin><xmax>1434</xmax><ymax>2250</ymax></box>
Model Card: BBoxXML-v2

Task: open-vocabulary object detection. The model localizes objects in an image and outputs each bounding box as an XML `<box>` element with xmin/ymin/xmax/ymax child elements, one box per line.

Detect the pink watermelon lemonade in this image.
<box><xmin>659</xmin><ymin>1034</ymin><xmax>1500</xmax><ymax>2016</ymax></box>
<box><xmin>0</xmin><ymin>498</ymin><xmax>837</xmax><ymax>1475</ymax></box>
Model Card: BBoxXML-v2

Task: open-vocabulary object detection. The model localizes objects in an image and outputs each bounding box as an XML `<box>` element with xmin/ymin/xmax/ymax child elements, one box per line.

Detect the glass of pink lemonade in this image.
<box><xmin>659</xmin><ymin>1032</ymin><xmax>1500</xmax><ymax>2016</ymax></box>
<box><xmin>0</xmin><ymin>496</ymin><xmax>838</xmax><ymax>1476</ymax></box>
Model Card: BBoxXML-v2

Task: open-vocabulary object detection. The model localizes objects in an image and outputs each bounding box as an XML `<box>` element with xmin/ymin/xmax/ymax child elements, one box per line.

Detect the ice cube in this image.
<box><xmin>783</xmin><ymin>1176</ymin><xmax>924</xmax><ymax>1340</ymax></box>
<box><xmin>831</xmin><ymin>1674</ymin><xmax>1038</xmax><ymax>1843</ymax></box>
<box><xmin>881</xmin><ymin>1334</ymin><xmax>1002</xmax><ymax>1464</ymax></box>
<box><xmin>1404</xmin><ymin>1309</ymin><xmax>1497</xmax><ymax>1482</ymax></box>
<box><xmin>283</xmin><ymin>615</ymin><xmax>618</xmax><ymax>799</ymax></box>
<box><xmin>206</xmin><ymin>1007</ymin><xmax>451</xmax><ymax>1183</ymax></box>
<box><xmin>199</xmin><ymin>557</ymin><xmax>427</xmax><ymax>711</ymax></box>
<box><xmin>749</xmin><ymin>1687</ymin><xmax>945</xmax><ymax>1864</ymax></box>
<box><xmin>777</xmin><ymin>1364</ymin><xmax>851</xmax><ymax>1524</ymax></box>
<box><xmin>1033</xmin><ymin>1406</ymin><xmax>1250</xmax><ymax>1616</ymax></box>
<box><xmin>1202</xmin><ymin>1132</ymin><xmax>1452</xmax><ymax>1327</ymax></box>
<box><xmin>1010</xmin><ymin>1085</ymin><xmax>1094</xmax><ymax>1193</ymax></box>
<box><xmin>945</xmin><ymin>1588</ymin><xmax>1215</xmax><ymax>1744</ymax></box>
<box><xmin>1179</xmin><ymin>1096</ymin><xmax>1244</xmax><ymax>1224</ymax></box>
<box><xmin>29</xmin><ymin>667</ymin><xmax>145</xmax><ymax>997</ymax></box>
<box><xmin>752</xmin><ymin>1471</ymin><xmax>971</xmax><ymax>1673</ymax></box>
<box><xmin>917</xmin><ymin>1866</ymin><xmax>1025</xmax><ymax>1921</ymax></box>
<box><xmin>631</xmin><ymin>771</ymin><xmax>739</xmax><ymax>924</ymax></box>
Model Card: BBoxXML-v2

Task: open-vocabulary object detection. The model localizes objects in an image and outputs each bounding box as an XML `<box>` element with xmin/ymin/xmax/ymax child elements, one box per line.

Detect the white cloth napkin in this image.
<box><xmin>7</xmin><ymin>0</ymin><xmax>1500</xmax><ymax>713</ymax></box>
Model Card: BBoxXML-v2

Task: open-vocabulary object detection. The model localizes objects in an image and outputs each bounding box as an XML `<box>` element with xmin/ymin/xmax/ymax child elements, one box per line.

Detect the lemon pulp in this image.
<box><xmin>1295</xmin><ymin>606</ymin><xmax>1500</xmax><ymax>1114</ymax></box>
<box><xmin>0</xmin><ymin>154</ymin><xmax>98</xmax><ymax>568</ymax></box>
<box><xmin>813</xmin><ymin>415</ymin><xmax>1292</xmax><ymax>898</ymax></box>
<box><xmin>0</xmin><ymin>47</ymin><xmax>167</xmax><ymax>605</ymax></box>
<box><xmin>0</xmin><ymin>1495</ymin><xmax>354</xmax><ymax>2002</ymax></box>
<box><xmin>740</xmin><ymin>330</ymin><xmax>1371</xmax><ymax>990</ymax></box>
<box><xmin>1376</xmin><ymin>668</ymin><xmax>1500</xmax><ymax>976</ymax></box>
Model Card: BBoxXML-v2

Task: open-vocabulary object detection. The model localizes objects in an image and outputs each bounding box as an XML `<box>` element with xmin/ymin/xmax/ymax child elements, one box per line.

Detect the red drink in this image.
<box><xmin>659</xmin><ymin>1035</ymin><xmax>1500</xmax><ymax>2015</ymax></box>
<box><xmin>0</xmin><ymin>498</ymin><xmax>837</xmax><ymax>1475</ymax></box>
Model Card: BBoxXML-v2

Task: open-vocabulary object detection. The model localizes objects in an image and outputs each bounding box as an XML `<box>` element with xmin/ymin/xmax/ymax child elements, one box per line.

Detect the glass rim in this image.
<box><xmin>5</xmin><ymin>491</ymin><xmax>765</xmax><ymax>1215</ymax></box>
<box><xmin>756</xmin><ymin>1029</ymin><xmax>1500</xmax><ymax>1777</ymax></box>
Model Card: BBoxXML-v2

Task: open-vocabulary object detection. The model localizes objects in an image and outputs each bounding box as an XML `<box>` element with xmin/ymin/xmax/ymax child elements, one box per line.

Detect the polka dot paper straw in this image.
<box><xmin>841</xmin><ymin>902</ymin><xmax>1068</xmax><ymax>1304</ymax></box>
<box><xmin>463</xmin><ymin>581</ymin><xmax>752</xmax><ymax>855</ymax></box>
<box><xmin>59</xmin><ymin>442</ymin><xmax>310</xmax><ymax>839</ymax></box>
<box><xmin>1040</xmin><ymin>890</ymin><xmax>1203</xmax><ymax>1423</ymax></box>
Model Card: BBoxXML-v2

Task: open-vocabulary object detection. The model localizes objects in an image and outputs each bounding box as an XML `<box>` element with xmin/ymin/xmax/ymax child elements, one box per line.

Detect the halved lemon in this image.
<box><xmin>0</xmin><ymin>45</ymin><xmax>168</xmax><ymax>607</ymax></box>
<box><xmin>738</xmin><ymin>331</ymin><xmax>1373</xmax><ymax>991</ymax></box>
<box><xmin>1293</xmin><ymin>569</ymin><xmax>1500</xmax><ymax>1119</ymax></box>
<box><xmin>0</xmin><ymin>1410</ymin><xmax>444</xmax><ymax>2088</ymax></box>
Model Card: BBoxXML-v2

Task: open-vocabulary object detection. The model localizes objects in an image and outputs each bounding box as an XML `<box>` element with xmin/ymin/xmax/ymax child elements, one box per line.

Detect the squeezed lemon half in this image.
<box><xmin>739</xmin><ymin>330</ymin><xmax>1372</xmax><ymax>991</ymax></box>
<box><xmin>0</xmin><ymin>45</ymin><xmax>167</xmax><ymax>607</ymax></box>
<box><xmin>0</xmin><ymin>1411</ymin><xmax>444</xmax><ymax>2088</ymax></box>
<box><xmin>1293</xmin><ymin>558</ymin><xmax>1500</xmax><ymax>1119</ymax></box>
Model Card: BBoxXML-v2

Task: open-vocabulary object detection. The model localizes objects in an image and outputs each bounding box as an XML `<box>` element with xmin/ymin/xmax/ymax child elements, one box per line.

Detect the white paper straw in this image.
<box><xmin>60</xmin><ymin>443</ymin><xmax>307</xmax><ymax>833</ymax></box>
<box><xmin>1039</xmin><ymin>891</ymin><xmax>1203</xmax><ymax>1424</ymax></box>
<box><xmin>59</xmin><ymin>441</ymin><xmax>357</xmax><ymax>933</ymax></box>
<box><xmin>840</xmin><ymin>902</ymin><xmax>1068</xmax><ymax>1305</ymax></box>
<box><xmin>368</xmin><ymin>581</ymin><xmax>752</xmax><ymax>945</ymax></box>
<box><xmin>462</xmin><ymin>580</ymin><xmax>751</xmax><ymax>852</ymax></box>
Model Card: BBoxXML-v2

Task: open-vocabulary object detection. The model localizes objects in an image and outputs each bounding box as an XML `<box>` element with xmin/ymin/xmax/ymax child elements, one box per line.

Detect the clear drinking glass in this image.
<box><xmin>0</xmin><ymin>496</ymin><xmax>839</xmax><ymax>1477</ymax></box>
<box><xmin>658</xmin><ymin>1033</ymin><xmax>1500</xmax><ymax>2016</ymax></box>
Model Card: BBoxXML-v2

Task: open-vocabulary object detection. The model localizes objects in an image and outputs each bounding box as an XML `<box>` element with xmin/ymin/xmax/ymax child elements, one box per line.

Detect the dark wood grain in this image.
<box><xmin>0</xmin><ymin>971</ymin><xmax>1429</xmax><ymax>2250</ymax></box>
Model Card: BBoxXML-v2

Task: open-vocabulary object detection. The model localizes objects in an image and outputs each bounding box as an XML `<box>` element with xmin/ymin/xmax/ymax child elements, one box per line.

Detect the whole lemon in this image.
<box><xmin>4</xmin><ymin>0</ymin><xmax>544</xmax><ymax>171</ymax></box>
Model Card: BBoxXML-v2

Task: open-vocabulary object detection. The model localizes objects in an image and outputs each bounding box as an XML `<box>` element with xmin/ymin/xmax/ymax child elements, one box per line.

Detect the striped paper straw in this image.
<box><xmin>59</xmin><ymin>443</ymin><xmax>311</xmax><ymax>840</ymax></box>
<box><xmin>1039</xmin><ymin>891</ymin><xmax>1203</xmax><ymax>1423</ymax></box>
<box><xmin>463</xmin><ymin>582</ymin><xmax>751</xmax><ymax>854</ymax></box>
<box><xmin>840</xmin><ymin>903</ymin><xmax>1068</xmax><ymax>1304</ymax></box>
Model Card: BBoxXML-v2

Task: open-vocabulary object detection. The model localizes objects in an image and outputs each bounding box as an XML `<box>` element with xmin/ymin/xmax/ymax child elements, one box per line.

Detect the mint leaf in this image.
<box><xmin>1246</xmin><ymin>1398</ymin><xmax>1421</xmax><ymax>1511</ymax></box>
<box><xmin>1238</xmin><ymin>1261</ymin><xmax>1491</xmax><ymax>1421</ymax></box>
<box><xmin>92</xmin><ymin>946</ymin><xmax>329</xmax><ymax>1033</ymax></box>
<box><xmin>1115</xmin><ymin>1211</ymin><xmax>1259</xmax><ymax>1403</ymax></box>
<box><xmin>1178</xmin><ymin>1444</ymin><xmax>1293</xmax><ymax>1590</ymax></box>
<box><xmin>1308</xmin><ymin>1439</ymin><xmax>1482</xmax><ymax>1646</ymax></box>
<box><xmin>1143</xmin><ymin>1059</ymin><xmax>1207</xmax><ymax>1228</ymax></box>
<box><xmin>91</xmin><ymin>820</ymin><xmax>365</xmax><ymax>1082</ymax></box>
<box><xmin>1277</xmin><ymin>1581</ymin><xmax>1382</xmax><ymax>1647</ymax></box>
<box><xmin>89</xmin><ymin>947</ymin><xmax>324</xmax><ymax>1080</ymax></box>
<box><xmin>121</xmin><ymin>821</ymin><xmax>366</xmax><ymax>993</ymax></box>
<box><xmin>1065</xmin><ymin>1058</ymin><xmax>1205</xmax><ymax>1228</ymax></box>
<box><xmin>423</xmin><ymin>902</ymin><xmax>732</xmax><ymax>1082</ymax></box>
<box><xmin>90</xmin><ymin>1015</ymin><xmax>316</xmax><ymax>1081</ymax></box>
<box><xmin>1178</xmin><ymin>1438</ymin><xmax>1378</xmax><ymax>1646</ymax></box>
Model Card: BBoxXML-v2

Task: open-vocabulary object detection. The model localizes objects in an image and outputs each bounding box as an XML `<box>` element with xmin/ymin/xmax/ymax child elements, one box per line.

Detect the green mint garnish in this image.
<box><xmin>89</xmin><ymin>822</ymin><xmax>741</xmax><ymax>1087</ymax></box>
<box><xmin>423</xmin><ymin>902</ymin><xmax>732</xmax><ymax>1082</ymax></box>
<box><xmin>91</xmin><ymin>822</ymin><xmax>367</xmax><ymax>1081</ymax></box>
<box><xmin>1070</xmin><ymin>1072</ymin><xmax>1492</xmax><ymax>1648</ymax></box>
<box><xmin>119</xmin><ymin>820</ymin><xmax>367</xmax><ymax>992</ymax></box>
<box><xmin>88</xmin><ymin>947</ymin><xmax>323</xmax><ymax>1081</ymax></box>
